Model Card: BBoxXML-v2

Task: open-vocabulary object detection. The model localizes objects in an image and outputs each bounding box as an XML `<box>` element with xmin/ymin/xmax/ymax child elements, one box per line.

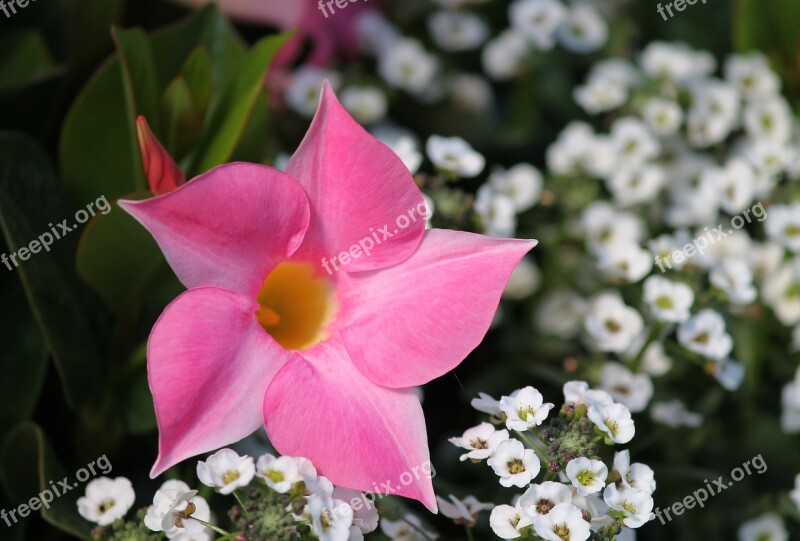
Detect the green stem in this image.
<box><xmin>630</xmin><ymin>323</ymin><xmax>662</xmax><ymax>373</ymax></box>
<box><xmin>233</xmin><ymin>490</ymin><xmax>249</xmax><ymax>518</ymax></box>
<box><xmin>193</xmin><ymin>518</ymin><xmax>231</xmax><ymax>537</ymax></box>
<box><xmin>465</xmin><ymin>525</ymin><xmax>475</xmax><ymax>541</ymax></box>
<box><xmin>515</xmin><ymin>431</ymin><xmax>551</xmax><ymax>463</ymax></box>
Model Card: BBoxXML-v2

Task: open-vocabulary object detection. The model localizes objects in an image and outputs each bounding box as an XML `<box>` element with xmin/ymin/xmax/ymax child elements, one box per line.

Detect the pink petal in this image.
<box><xmin>286</xmin><ymin>84</ymin><xmax>426</xmax><ymax>272</ymax></box>
<box><xmin>339</xmin><ymin>229</ymin><xmax>536</xmax><ymax>388</ymax></box>
<box><xmin>263</xmin><ymin>336</ymin><xmax>437</xmax><ymax>511</ymax></box>
<box><xmin>148</xmin><ymin>287</ymin><xmax>299</xmax><ymax>477</ymax></box>
<box><xmin>119</xmin><ymin>163</ymin><xmax>310</xmax><ymax>297</ymax></box>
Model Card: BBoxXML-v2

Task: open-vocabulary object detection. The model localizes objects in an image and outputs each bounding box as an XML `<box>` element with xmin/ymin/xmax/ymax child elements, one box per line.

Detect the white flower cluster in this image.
<box><xmin>453</xmin><ymin>382</ymin><xmax>656</xmax><ymax>540</ymax></box>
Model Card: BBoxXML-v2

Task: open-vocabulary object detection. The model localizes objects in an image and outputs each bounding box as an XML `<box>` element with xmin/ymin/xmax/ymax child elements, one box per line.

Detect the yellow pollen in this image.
<box><xmin>256</xmin><ymin>262</ymin><xmax>337</xmax><ymax>350</ymax></box>
<box><xmin>222</xmin><ymin>470</ymin><xmax>240</xmax><ymax>485</ymax></box>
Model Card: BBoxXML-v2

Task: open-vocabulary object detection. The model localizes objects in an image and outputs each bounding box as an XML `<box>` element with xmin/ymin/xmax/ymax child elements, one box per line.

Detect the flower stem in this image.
<box><xmin>193</xmin><ymin>518</ymin><xmax>231</xmax><ymax>537</ymax></box>
<box><xmin>630</xmin><ymin>323</ymin><xmax>662</xmax><ymax>373</ymax></box>
<box><xmin>515</xmin><ymin>430</ymin><xmax>551</xmax><ymax>463</ymax></box>
<box><xmin>233</xmin><ymin>490</ymin><xmax>249</xmax><ymax>518</ymax></box>
<box><xmin>465</xmin><ymin>525</ymin><xmax>475</xmax><ymax>541</ymax></box>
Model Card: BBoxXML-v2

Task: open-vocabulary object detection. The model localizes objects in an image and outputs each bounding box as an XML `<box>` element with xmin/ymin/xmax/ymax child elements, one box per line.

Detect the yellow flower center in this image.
<box><xmin>256</xmin><ymin>262</ymin><xmax>337</xmax><ymax>350</ymax></box>
<box><xmin>222</xmin><ymin>470</ymin><xmax>240</xmax><ymax>485</ymax></box>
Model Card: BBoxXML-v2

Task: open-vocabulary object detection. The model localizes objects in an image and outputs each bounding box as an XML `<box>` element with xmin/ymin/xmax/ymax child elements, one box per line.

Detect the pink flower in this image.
<box><xmin>172</xmin><ymin>0</ymin><xmax>369</xmax><ymax>67</ymax></box>
<box><xmin>136</xmin><ymin>116</ymin><xmax>185</xmax><ymax>195</ymax></box>
<box><xmin>120</xmin><ymin>84</ymin><xmax>534</xmax><ymax>511</ymax></box>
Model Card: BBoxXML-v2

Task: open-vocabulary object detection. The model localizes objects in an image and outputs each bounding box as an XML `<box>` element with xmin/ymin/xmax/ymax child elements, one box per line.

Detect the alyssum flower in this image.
<box><xmin>121</xmin><ymin>84</ymin><xmax>535</xmax><ymax>511</ymax></box>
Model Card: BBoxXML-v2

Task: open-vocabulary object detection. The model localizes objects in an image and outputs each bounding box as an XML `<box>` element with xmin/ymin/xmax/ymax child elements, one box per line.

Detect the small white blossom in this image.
<box><xmin>379</xmin><ymin>39</ymin><xmax>438</xmax><ymax>94</ymax></box>
<box><xmin>332</xmin><ymin>487</ymin><xmax>379</xmax><ymax>536</ymax></box>
<box><xmin>487</xmin><ymin>439</ymin><xmax>541</xmax><ymax>488</ymax></box>
<box><xmin>677</xmin><ymin>309</ymin><xmax>734</xmax><ymax>360</ymax></box>
<box><xmin>471</xmin><ymin>392</ymin><xmax>503</xmax><ymax>416</ymax></box>
<box><xmin>449</xmin><ymin>422</ymin><xmax>510</xmax><ymax>462</ymax></box>
<box><xmin>77</xmin><ymin>477</ymin><xmax>135</xmax><ymax>526</ymax></box>
<box><xmin>256</xmin><ymin>454</ymin><xmax>304</xmax><ymax>493</ymax></box>
<box><xmin>428</xmin><ymin>11</ymin><xmax>488</xmax><ymax>51</ymax></box>
<box><xmin>436</xmin><ymin>495</ymin><xmax>493</xmax><ymax>525</ymax></box>
<box><xmin>519</xmin><ymin>482</ymin><xmax>573</xmax><ymax>519</ymax></box>
<box><xmin>504</xmin><ymin>258</ymin><xmax>541</xmax><ymax>300</ymax></box>
<box><xmin>490</xmin><ymin>503</ymin><xmax>532</xmax><ymax>539</ymax></box>
<box><xmin>565</xmin><ymin>458</ymin><xmax>608</xmax><ymax>496</ymax></box>
<box><xmin>789</xmin><ymin>475</ymin><xmax>800</xmax><ymax>512</ymax></box>
<box><xmin>427</xmin><ymin>135</ymin><xmax>485</xmax><ymax>177</ymax></box>
<box><xmin>489</xmin><ymin>163</ymin><xmax>543</xmax><ymax>212</ymax></box>
<box><xmin>710</xmin><ymin>258</ymin><xmax>758</xmax><ymax>305</ymax></box>
<box><xmin>196</xmin><ymin>449</ymin><xmax>254</xmax><ymax>495</ymax></box>
<box><xmin>738</xmin><ymin>513</ymin><xmax>788</xmax><ymax>541</ymax></box>
<box><xmin>588</xmin><ymin>402</ymin><xmax>636</xmax><ymax>444</ymax></box>
<box><xmin>537</xmin><ymin>291</ymin><xmax>588</xmax><ymax>339</ymax></box>
<box><xmin>341</xmin><ymin>87</ymin><xmax>388</xmax><ymax>125</ymax></box>
<box><xmin>532</xmin><ymin>502</ymin><xmax>591</xmax><ymax>541</ymax></box>
<box><xmin>611</xmin><ymin>450</ymin><xmax>656</xmax><ymax>495</ymax></box>
<box><xmin>482</xmin><ymin>30</ymin><xmax>529</xmax><ymax>81</ymax></box>
<box><xmin>643</xmin><ymin>98</ymin><xmax>683</xmax><ymax>136</ymax></box>
<box><xmin>765</xmin><ymin>204</ymin><xmax>800</xmax><ymax>253</ymax></box>
<box><xmin>557</xmin><ymin>4</ymin><xmax>608</xmax><ymax>54</ymax></box>
<box><xmin>306</xmin><ymin>492</ymin><xmax>354</xmax><ymax>541</ymax></box>
<box><xmin>144</xmin><ymin>480</ymin><xmax>211</xmax><ymax>537</ymax></box>
<box><xmin>509</xmin><ymin>0</ymin><xmax>566</xmax><ymax>50</ymax></box>
<box><xmin>603</xmin><ymin>484</ymin><xmax>654</xmax><ymax>528</ymax></box>
<box><xmin>381</xmin><ymin>514</ymin><xmax>438</xmax><ymax>541</ymax></box>
<box><xmin>285</xmin><ymin>68</ymin><xmax>340</xmax><ymax>117</ymax></box>
<box><xmin>650</xmin><ymin>400</ymin><xmax>703</xmax><ymax>428</ymax></box>
<box><xmin>599</xmin><ymin>363</ymin><xmax>653</xmax><ymax>413</ymax></box>
<box><xmin>643</xmin><ymin>276</ymin><xmax>694</xmax><ymax>323</ymax></box>
<box><xmin>500</xmin><ymin>387</ymin><xmax>555</xmax><ymax>431</ymax></box>
<box><xmin>584</xmin><ymin>293</ymin><xmax>644</xmax><ymax>353</ymax></box>
<box><xmin>724</xmin><ymin>53</ymin><xmax>781</xmax><ymax>100</ymax></box>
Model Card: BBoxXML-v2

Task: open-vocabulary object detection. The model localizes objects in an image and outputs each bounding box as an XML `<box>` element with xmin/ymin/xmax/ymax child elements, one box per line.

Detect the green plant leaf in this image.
<box><xmin>1</xmin><ymin>423</ymin><xmax>91</xmax><ymax>540</ymax></box>
<box><xmin>75</xmin><ymin>193</ymin><xmax>180</xmax><ymax>315</ymax></box>
<box><xmin>0</xmin><ymin>30</ymin><xmax>60</xmax><ymax>95</ymax></box>
<box><xmin>179</xmin><ymin>46</ymin><xmax>213</xmax><ymax>115</ymax></box>
<box><xmin>190</xmin><ymin>33</ymin><xmax>290</xmax><ymax>174</ymax></box>
<box><xmin>62</xmin><ymin>0</ymin><xmax>126</xmax><ymax>79</ymax></box>
<box><xmin>161</xmin><ymin>76</ymin><xmax>203</xmax><ymax>160</ymax></box>
<box><xmin>0</xmin><ymin>132</ymin><xmax>103</xmax><ymax>408</ymax></box>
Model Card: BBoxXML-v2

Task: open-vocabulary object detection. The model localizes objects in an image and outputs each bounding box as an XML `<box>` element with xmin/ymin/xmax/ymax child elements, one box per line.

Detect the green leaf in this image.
<box><xmin>59</xmin><ymin>55</ymin><xmax>139</xmax><ymax>205</ymax></box>
<box><xmin>0</xmin><ymin>132</ymin><xmax>103</xmax><ymax>408</ymax></box>
<box><xmin>190</xmin><ymin>33</ymin><xmax>290</xmax><ymax>174</ymax></box>
<box><xmin>75</xmin><ymin>193</ymin><xmax>180</xmax><ymax>315</ymax></box>
<box><xmin>1</xmin><ymin>423</ymin><xmax>91</xmax><ymax>540</ymax></box>
<box><xmin>179</xmin><ymin>46</ymin><xmax>213</xmax><ymax>115</ymax></box>
<box><xmin>161</xmin><ymin>76</ymin><xmax>204</xmax><ymax>160</ymax></box>
<box><xmin>0</xmin><ymin>280</ymin><xmax>47</xmax><ymax>441</ymax></box>
<box><xmin>0</xmin><ymin>30</ymin><xmax>60</xmax><ymax>94</ymax></box>
<box><xmin>121</xmin><ymin>347</ymin><xmax>157</xmax><ymax>435</ymax></box>
<box><xmin>62</xmin><ymin>0</ymin><xmax>125</xmax><ymax>79</ymax></box>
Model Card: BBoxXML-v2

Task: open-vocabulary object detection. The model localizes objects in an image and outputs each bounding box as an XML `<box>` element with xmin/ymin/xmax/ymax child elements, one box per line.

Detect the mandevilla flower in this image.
<box><xmin>121</xmin><ymin>84</ymin><xmax>534</xmax><ymax>511</ymax></box>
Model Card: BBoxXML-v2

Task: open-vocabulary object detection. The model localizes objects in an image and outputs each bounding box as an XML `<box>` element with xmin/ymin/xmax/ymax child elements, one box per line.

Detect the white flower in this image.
<box><xmin>428</xmin><ymin>11</ymin><xmax>488</xmax><ymax>51</ymax></box>
<box><xmin>475</xmin><ymin>187</ymin><xmax>517</xmax><ymax>236</ymax></box>
<box><xmin>548</xmin><ymin>123</ymin><xmax>614</xmax><ymax>178</ymax></box>
<box><xmin>449</xmin><ymin>422</ymin><xmax>510</xmax><ymax>461</ymax></box>
<box><xmin>532</xmin><ymin>502</ymin><xmax>591</xmax><ymax>541</ymax></box>
<box><xmin>503</xmin><ymin>257</ymin><xmax>540</xmax><ymax>300</ymax></box>
<box><xmin>426</xmin><ymin>135</ymin><xmax>485</xmax><ymax>177</ymax></box>
<box><xmin>450</xmin><ymin>73</ymin><xmax>493</xmax><ymax>111</ymax></box>
<box><xmin>762</xmin><ymin>262</ymin><xmax>800</xmax><ymax>326</ymax></box>
<box><xmin>144</xmin><ymin>480</ymin><xmax>211</xmax><ymax>537</ymax></box>
<box><xmin>471</xmin><ymin>392</ymin><xmax>502</xmax><ymax>416</ymax></box>
<box><xmin>508</xmin><ymin>0</ymin><xmax>566</xmax><ymax>50</ymax></box>
<box><xmin>588</xmin><ymin>402</ymin><xmax>635</xmax><ymax>444</ymax></box>
<box><xmin>580</xmin><ymin>203</ymin><xmax>645</xmax><ymax>250</ymax></box>
<box><xmin>500</xmin><ymin>387</ymin><xmax>555</xmax><ymax>431</ymax></box>
<box><xmin>640</xmin><ymin>42</ymin><xmax>713</xmax><ymax>81</ymax></box>
<box><xmin>77</xmin><ymin>477</ymin><xmax>135</xmax><ymax>526</ymax></box>
<box><xmin>643</xmin><ymin>98</ymin><xmax>683</xmax><ymax>136</ymax></box>
<box><xmin>605</xmin><ymin>165</ymin><xmax>665</xmax><ymax>208</ymax></box>
<box><xmin>712</xmin><ymin>358</ymin><xmax>746</xmax><ymax>391</ymax></box>
<box><xmin>677</xmin><ymin>309</ymin><xmax>733</xmax><ymax>360</ymax></box>
<box><xmin>724</xmin><ymin>53</ymin><xmax>781</xmax><ymax>100</ymax></box>
<box><xmin>379</xmin><ymin>39</ymin><xmax>438</xmax><ymax>93</ymax></box>
<box><xmin>565</xmin><ymin>458</ymin><xmax>608</xmax><ymax>496</ymax></box>
<box><xmin>489</xmin><ymin>163</ymin><xmax>542</xmax><ymax>212</ymax></box>
<box><xmin>743</xmin><ymin>97</ymin><xmax>793</xmax><ymax>144</ymax></box>
<box><xmin>381</xmin><ymin>514</ymin><xmax>438</xmax><ymax>541</ymax></box>
<box><xmin>782</xmin><ymin>370</ymin><xmax>800</xmax><ymax>433</ymax></box>
<box><xmin>595</xmin><ymin>240</ymin><xmax>653</xmax><ymax>283</ymax></box>
<box><xmin>306</xmin><ymin>491</ymin><xmax>354</xmax><ymax>541</ymax></box>
<box><xmin>650</xmin><ymin>400</ymin><xmax>703</xmax><ymax>428</ymax></box>
<box><xmin>256</xmin><ymin>454</ymin><xmax>305</xmax><ymax>493</ymax></box>
<box><xmin>557</xmin><ymin>4</ymin><xmax>607</xmax><ymax>54</ymax></box>
<box><xmin>436</xmin><ymin>495</ymin><xmax>493</xmax><ymax>525</ymax></box>
<box><xmin>574</xmin><ymin>77</ymin><xmax>628</xmax><ymax>114</ymax></box>
<box><xmin>518</xmin><ymin>482</ymin><xmax>573</xmax><ymax>519</ymax></box>
<box><xmin>599</xmin><ymin>363</ymin><xmax>653</xmax><ymax>413</ymax></box>
<box><xmin>611</xmin><ymin>450</ymin><xmax>656</xmax><ymax>495</ymax></box>
<box><xmin>487</xmin><ymin>439</ymin><xmax>541</xmax><ymax>488</ymax></box>
<box><xmin>332</xmin><ymin>487</ymin><xmax>379</xmax><ymax>536</ymax></box>
<box><xmin>610</xmin><ymin>117</ymin><xmax>660</xmax><ymax>167</ymax></box>
<box><xmin>710</xmin><ymin>258</ymin><xmax>758</xmax><ymax>304</ymax></box>
<box><xmin>372</xmin><ymin>125</ymin><xmax>423</xmax><ymax>174</ymax></box>
<box><xmin>482</xmin><ymin>30</ymin><xmax>528</xmax><ymax>81</ymax></box>
<box><xmin>714</xmin><ymin>158</ymin><xmax>757</xmax><ymax>215</ymax></box>
<box><xmin>563</xmin><ymin>380</ymin><xmax>614</xmax><ymax>409</ymax></box>
<box><xmin>584</xmin><ymin>293</ymin><xmax>644</xmax><ymax>353</ymax></box>
<box><xmin>537</xmin><ymin>290</ymin><xmax>588</xmax><ymax>339</ymax></box>
<box><xmin>196</xmin><ymin>449</ymin><xmax>254</xmax><ymax>495</ymax></box>
<box><xmin>285</xmin><ymin>68</ymin><xmax>339</xmax><ymax>117</ymax></box>
<box><xmin>789</xmin><ymin>475</ymin><xmax>800</xmax><ymax>512</ymax></box>
<box><xmin>603</xmin><ymin>484</ymin><xmax>653</xmax><ymax>528</ymax></box>
<box><xmin>355</xmin><ymin>11</ymin><xmax>400</xmax><ymax>56</ymax></box>
<box><xmin>490</xmin><ymin>503</ymin><xmax>533</xmax><ymax>539</ymax></box>
<box><xmin>738</xmin><ymin>513</ymin><xmax>788</xmax><ymax>541</ymax></box>
<box><xmin>765</xmin><ymin>204</ymin><xmax>800</xmax><ymax>253</ymax></box>
<box><xmin>686</xmin><ymin>81</ymin><xmax>740</xmax><ymax>148</ymax></box>
<box><xmin>341</xmin><ymin>87</ymin><xmax>387</xmax><ymax>125</ymax></box>
<box><xmin>643</xmin><ymin>276</ymin><xmax>694</xmax><ymax>323</ymax></box>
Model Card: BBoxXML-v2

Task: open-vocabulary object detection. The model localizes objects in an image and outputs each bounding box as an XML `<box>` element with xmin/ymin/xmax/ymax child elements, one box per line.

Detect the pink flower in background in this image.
<box><xmin>171</xmin><ymin>0</ymin><xmax>370</xmax><ymax>67</ymax></box>
<box><xmin>120</xmin><ymin>84</ymin><xmax>535</xmax><ymax>511</ymax></box>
